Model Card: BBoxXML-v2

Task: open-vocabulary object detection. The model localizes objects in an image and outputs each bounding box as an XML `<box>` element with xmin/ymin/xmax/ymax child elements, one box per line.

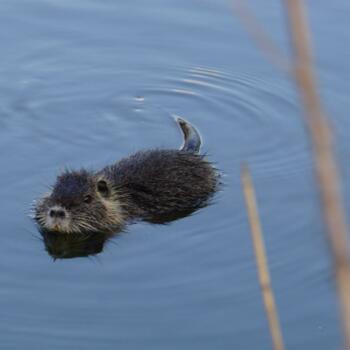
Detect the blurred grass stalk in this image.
<box><xmin>285</xmin><ymin>1</ymin><xmax>350</xmax><ymax>349</ymax></box>
<box><xmin>241</xmin><ymin>165</ymin><xmax>285</xmax><ymax>350</ymax></box>
<box><xmin>233</xmin><ymin>0</ymin><xmax>350</xmax><ymax>348</ymax></box>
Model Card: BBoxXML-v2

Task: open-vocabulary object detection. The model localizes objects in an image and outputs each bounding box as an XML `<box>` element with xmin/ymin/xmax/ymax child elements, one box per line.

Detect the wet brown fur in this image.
<box><xmin>34</xmin><ymin>119</ymin><xmax>219</xmax><ymax>234</ymax></box>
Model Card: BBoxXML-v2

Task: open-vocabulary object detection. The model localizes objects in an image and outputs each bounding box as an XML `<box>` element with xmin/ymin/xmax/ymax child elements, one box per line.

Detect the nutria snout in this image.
<box><xmin>34</xmin><ymin>118</ymin><xmax>219</xmax><ymax>234</ymax></box>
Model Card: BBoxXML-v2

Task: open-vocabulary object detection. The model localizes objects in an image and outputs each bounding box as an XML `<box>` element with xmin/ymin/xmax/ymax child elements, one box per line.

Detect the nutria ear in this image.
<box><xmin>97</xmin><ymin>180</ymin><xmax>110</xmax><ymax>198</ymax></box>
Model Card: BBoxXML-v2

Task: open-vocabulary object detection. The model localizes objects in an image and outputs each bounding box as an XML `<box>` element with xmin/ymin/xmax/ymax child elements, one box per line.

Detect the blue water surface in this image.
<box><xmin>1</xmin><ymin>0</ymin><xmax>349</xmax><ymax>349</ymax></box>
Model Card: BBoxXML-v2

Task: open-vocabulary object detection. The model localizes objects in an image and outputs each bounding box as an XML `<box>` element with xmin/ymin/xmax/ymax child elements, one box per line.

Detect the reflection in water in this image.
<box><xmin>40</xmin><ymin>229</ymin><xmax>114</xmax><ymax>259</ymax></box>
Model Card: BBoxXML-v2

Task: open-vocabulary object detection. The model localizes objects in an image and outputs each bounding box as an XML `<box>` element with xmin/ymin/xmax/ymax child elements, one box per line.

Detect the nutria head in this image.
<box><xmin>34</xmin><ymin>170</ymin><xmax>124</xmax><ymax>234</ymax></box>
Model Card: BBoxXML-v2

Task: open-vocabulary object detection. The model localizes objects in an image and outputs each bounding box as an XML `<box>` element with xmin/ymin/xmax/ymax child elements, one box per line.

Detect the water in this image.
<box><xmin>0</xmin><ymin>0</ymin><xmax>349</xmax><ymax>349</ymax></box>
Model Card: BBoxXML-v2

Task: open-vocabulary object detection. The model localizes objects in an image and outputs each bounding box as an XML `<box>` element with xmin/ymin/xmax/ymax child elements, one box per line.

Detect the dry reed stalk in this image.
<box><xmin>241</xmin><ymin>165</ymin><xmax>285</xmax><ymax>350</ymax></box>
<box><xmin>230</xmin><ymin>0</ymin><xmax>290</xmax><ymax>73</ymax></box>
<box><xmin>284</xmin><ymin>1</ymin><xmax>350</xmax><ymax>348</ymax></box>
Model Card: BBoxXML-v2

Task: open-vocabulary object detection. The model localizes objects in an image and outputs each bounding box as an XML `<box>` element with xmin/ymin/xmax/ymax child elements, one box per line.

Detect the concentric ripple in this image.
<box><xmin>118</xmin><ymin>65</ymin><xmax>313</xmax><ymax>181</ymax></box>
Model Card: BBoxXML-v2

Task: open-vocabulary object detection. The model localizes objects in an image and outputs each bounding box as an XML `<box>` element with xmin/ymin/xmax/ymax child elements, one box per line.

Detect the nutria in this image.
<box><xmin>34</xmin><ymin>118</ymin><xmax>219</xmax><ymax>234</ymax></box>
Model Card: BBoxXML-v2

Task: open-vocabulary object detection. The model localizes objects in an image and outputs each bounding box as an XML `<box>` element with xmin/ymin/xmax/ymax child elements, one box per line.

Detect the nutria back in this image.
<box><xmin>101</xmin><ymin>149</ymin><xmax>218</xmax><ymax>220</ymax></box>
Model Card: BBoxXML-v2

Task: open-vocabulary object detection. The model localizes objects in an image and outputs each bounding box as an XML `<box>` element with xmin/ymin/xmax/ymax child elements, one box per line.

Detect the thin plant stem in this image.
<box><xmin>230</xmin><ymin>0</ymin><xmax>291</xmax><ymax>73</ymax></box>
<box><xmin>284</xmin><ymin>1</ymin><xmax>350</xmax><ymax>348</ymax></box>
<box><xmin>241</xmin><ymin>165</ymin><xmax>285</xmax><ymax>350</ymax></box>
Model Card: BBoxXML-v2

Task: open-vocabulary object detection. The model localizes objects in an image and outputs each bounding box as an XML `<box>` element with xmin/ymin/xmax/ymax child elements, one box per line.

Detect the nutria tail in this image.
<box><xmin>175</xmin><ymin>116</ymin><xmax>202</xmax><ymax>154</ymax></box>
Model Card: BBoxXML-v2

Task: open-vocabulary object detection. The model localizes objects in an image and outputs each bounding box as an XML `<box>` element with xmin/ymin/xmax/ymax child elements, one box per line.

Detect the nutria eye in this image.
<box><xmin>97</xmin><ymin>180</ymin><xmax>109</xmax><ymax>197</ymax></box>
<box><xmin>84</xmin><ymin>195</ymin><xmax>92</xmax><ymax>203</ymax></box>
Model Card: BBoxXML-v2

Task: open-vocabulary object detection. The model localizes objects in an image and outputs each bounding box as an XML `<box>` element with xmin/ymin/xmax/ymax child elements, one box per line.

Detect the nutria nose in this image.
<box><xmin>49</xmin><ymin>209</ymin><xmax>66</xmax><ymax>219</ymax></box>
